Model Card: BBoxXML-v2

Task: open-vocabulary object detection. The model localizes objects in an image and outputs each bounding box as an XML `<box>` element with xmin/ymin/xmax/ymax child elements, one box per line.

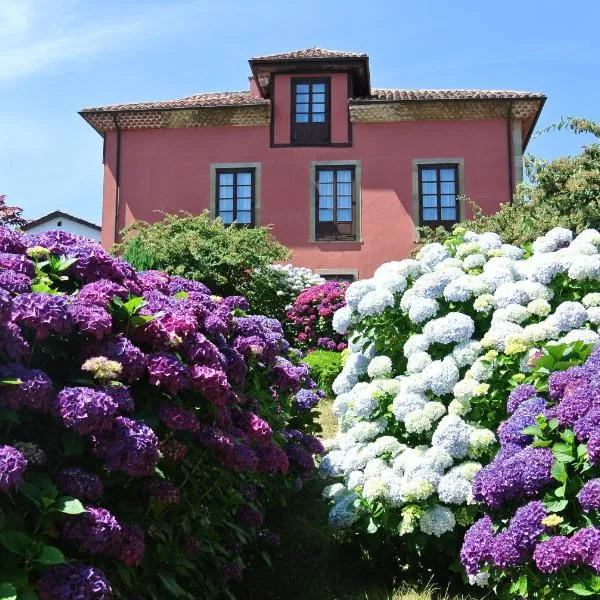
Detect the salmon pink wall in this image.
<box><xmin>103</xmin><ymin>117</ymin><xmax>511</xmax><ymax>277</ymax></box>
<box><xmin>272</xmin><ymin>73</ymin><xmax>349</xmax><ymax>145</ymax></box>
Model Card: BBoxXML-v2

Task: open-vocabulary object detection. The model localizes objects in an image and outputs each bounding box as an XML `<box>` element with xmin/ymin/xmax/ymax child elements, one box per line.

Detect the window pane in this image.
<box><xmin>319</xmin><ymin>209</ymin><xmax>334</xmax><ymax>222</ymax></box>
<box><xmin>318</xmin><ymin>195</ymin><xmax>334</xmax><ymax>209</ymax></box>
<box><xmin>312</xmin><ymin>113</ymin><xmax>326</xmax><ymax>122</ymax></box>
<box><xmin>421</xmin><ymin>181</ymin><xmax>437</xmax><ymax>195</ymax></box>
<box><xmin>237</xmin><ymin>172</ymin><xmax>251</xmax><ymax>185</ymax></box>
<box><xmin>422</xmin><ymin>208</ymin><xmax>438</xmax><ymax>221</ymax></box>
<box><xmin>441</xmin><ymin>207</ymin><xmax>457</xmax><ymax>220</ymax></box>
<box><xmin>219</xmin><ymin>198</ymin><xmax>233</xmax><ymax>212</ymax></box>
<box><xmin>319</xmin><ymin>183</ymin><xmax>334</xmax><ymax>196</ymax></box>
<box><xmin>237</xmin><ymin>185</ymin><xmax>252</xmax><ymax>198</ymax></box>
<box><xmin>318</xmin><ymin>170</ymin><xmax>334</xmax><ymax>183</ymax></box>
<box><xmin>337</xmin><ymin>170</ymin><xmax>352</xmax><ymax>182</ymax></box>
<box><xmin>422</xmin><ymin>195</ymin><xmax>438</xmax><ymax>208</ymax></box>
<box><xmin>441</xmin><ymin>194</ymin><xmax>456</xmax><ymax>207</ymax></box>
<box><xmin>295</xmin><ymin>113</ymin><xmax>309</xmax><ymax>123</ymax></box>
<box><xmin>296</xmin><ymin>103</ymin><xmax>309</xmax><ymax>113</ymax></box>
<box><xmin>237</xmin><ymin>197</ymin><xmax>251</xmax><ymax>211</ymax></box>
<box><xmin>219</xmin><ymin>173</ymin><xmax>234</xmax><ymax>185</ymax></box>
<box><xmin>313</xmin><ymin>83</ymin><xmax>326</xmax><ymax>93</ymax></box>
<box><xmin>219</xmin><ymin>186</ymin><xmax>233</xmax><ymax>199</ymax></box>
<box><xmin>440</xmin><ymin>181</ymin><xmax>455</xmax><ymax>194</ymax></box>
<box><xmin>296</xmin><ymin>84</ymin><xmax>309</xmax><ymax>93</ymax></box>
<box><xmin>312</xmin><ymin>93</ymin><xmax>325</xmax><ymax>103</ymax></box>
<box><xmin>337</xmin><ymin>195</ymin><xmax>352</xmax><ymax>209</ymax></box>
<box><xmin>312</xmin><ymin>102</ymin><xmax>325</xmax><ymax>113</ymax></box>
<box><xmin>421</xmin><ymin>169</ymin><xmax>437</xmax><ymax>182</ymax></box>
<box><xmin>220</xmin><ymin>211</ymin><xmax>233</xmax><ymax>224</ymax></box>
<box><xmin>237</xmin><ymin>211</ymin><xmax>252</xmax><ymax>224</ymax></box>
<box><xmin>337</xmin><ymin>209</ymin><xmax>352</xmax><ymax>222</ymax></box>
<box><xmin>295</xmin><ymin>93</ymin><xmax>309</xmax><ymax>103</ymax></box>
<box><xmin>441</xmin><ymin>168</ymin><xmax>456</xmax><ymax>181</ymax></box>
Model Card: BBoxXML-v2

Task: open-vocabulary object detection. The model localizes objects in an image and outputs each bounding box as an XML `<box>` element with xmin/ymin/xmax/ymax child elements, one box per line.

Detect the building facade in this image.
<box><xmin>81</xmin><ymin>48</ymin><xmax>545</xmax><ymax>280</ymax></box>
<box><xmin>22</xmin><ymin>210</ymin><xmax>101</xmax><ymax>242</ymax></box>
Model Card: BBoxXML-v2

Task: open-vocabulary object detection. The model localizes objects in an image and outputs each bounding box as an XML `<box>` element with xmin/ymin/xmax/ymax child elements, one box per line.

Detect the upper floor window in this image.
<box><xmin>418</xmin><ymin>164</ymin><xmax>459</xmax><ymax>228</ymax></box>
<box><xmin>315</xmin><ymin>166</ymin><xmax>355</xmax><ymax>241</ymax></box>
<box><xmin>292</xmin><ymin>78</ymin><xmax>330</xmax><ymax>145</ymax></box>
<box><xmin>215</xmin><ymin>168</ymin><xmax>255</xmax><ymax>226</ymax></box>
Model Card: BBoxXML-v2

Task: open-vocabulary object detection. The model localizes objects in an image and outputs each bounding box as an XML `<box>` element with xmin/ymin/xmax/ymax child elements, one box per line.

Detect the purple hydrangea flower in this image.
<box><xmin>146</xmin><ymin>478</ymin><xmax>181</xmax><ymax>504</ymax></box>
<box><xmin>62</xmin><ymin>506</ymin><xmax>122</xmax><ymax>555</ymax></box>
<box><xmin>234</xmin><ymin>412</ymin><xmax>272</xmax><ymax>442</ymax></box>
<box><xmin>256</xmin><ymin>443</ymin><xmax>289</xmax><ymax>474</ymax></box>
<box><xmin>137</xmin><ymin>271</ymin><xmax>170</xmax><ymax>293</ymax></box>
<box><xmin>100</xmin><ymin>385</ymin><xmax>134</xmax><ymax>413</ymax></box>
<box><xmin>507</xmin><ymin>384</ymin><xmax>537</xmax><ymax>414</ymax></box>
<box><xmin>548</xmin><ymin>366</ymin><xmax>587</xmax><ymax>400</ymax></box>
<box><xmin>570</xmin><ymin>527</ymin><xmax>600</xmax><ymax>563</ymax></box>
<box><xmin>0</xmin><ymin>364</ymin><xmax>54</xmax><ymax>412</ymax></box>
<box><xmin>181</xmin><ymin>332</ymin><xmax>224</xmax><ymax>368</ymax></box>
<box><xmin>461</xmin><ymin>515</ymin><xmax>495</xmax><ymax>575</ymax></box>
<box><xmin>11</xmin><ymin>292</ymin><xmax>73</xmax><ymax>339</ymax></box>
<box><xmin>87</xmin><ymin>335</ymin><xmax>146</xmax><ymax>383</ymax></box>
<box><xmin>69</xmin><ymin>303</ymin><xmax>112</xmax><ymax>340</ymax></box>
<box><xmin>294</xmin><ymin>388</ymin><xmax>324</xmax><ymax>411</ymax></box>
<box><xmin>578</xmin><ymin>479</ymin><xmax>600</xmax><ymax>512</ymax></box>
<box><xmin>0</xmin><ymin>252</ymin><xmax>35</xmax><ymax>277</ymax></box>
<box><xmin>13</xmin><ymin>442</ymin><xmax>46</xmax><ymax>466</ymax></box>
<box><xmin>556</xmin><ymin>386</ymin><xmax>595</xmax><ymax>426</ymax></box>
<box><xmin>56</xmin><ymin>467</ymin><xmax>103</xmax><ymax>501</ymax></box>
<box><xmin>0</xmin><ymin>228</ymin><xmax>26</xmax><ymax>254</ymax></box>
<box><xmin>157</xmin><ymin>404</ymin><xmax>200</xmax><ymax>433</ymax></box>
<box><xmin>236</xmin><ymin>505</ymin><xmax>264</xmax><ymax>528</ymax></box>
<box><xmin>221</xmin><ymin>347</ymin><xmax>247</xmax><ymax>384</ymax></box>
<box><xmin>167</xmin><ymin>276</ymin><xmax>211</xmax><ymax>296</ymax></box>
<box><xmin>587</xmin><ymin>432</ymin><xmax>600</xmax><ymax>466</ymax></box>
<box><xmin>55</xmin><ymin>387</ymin><xmax>118</xmax><ymax>434</ymax></box>
<box><xmin>286</xmin><ymin>444</ymin><xmax>315</xmax><ymax>476</ymax></box>
<box><xmin>64</xmin><ymin>243</ymin><xmax>136</xmax><ymax>284</ymax></box>
<box><xmin>0</xmin><ymin>445</ymin><xmax>27</xmax><ymax>491</ymax></box>
<box><xmin>188</xmin><ymin>365</ymin><xmax>231</xmax><ymax>405</ymax></box>
<box><xmin>0</xmin><ymin>322</ymin><xmax>30</xmax><ymax>362</ymax></box>
<box><xmin>198</xmin><ymin>427</ymin><xmax>258</xmax><ymax>472</ymax></box>
<box><xmin>146</xmin><ymin>352</ymin><xmax>187</xmax><ymax>395</ymax></box>
<box><xmin>93</xmin><ymin>416</ymin><xmax>159</xmax><ymax>477</ymax></box>
<box><xmin>37</xmin><ymin>564</ymin><xmax>113</xmax><ymax>600</ymax></box>
<box><xmin>0</xmin><ymin>270</ymin><xmax>30</xmax><ymax>294</ymax></box>
<box><xmin>76</xmin><ymin>280</ymin><xmax>129</xmax><ymax>308</ymax></box>
<box><xmin>533</xmin><ymin>536</ymin><xmax>573</xmax><ymax>573</ymax></box>
<box><xmin>112</xmin><ymin>523</ymin><xmax>145</xmax><ymax>566</ymax></box>
<box><xmin>271</xmin><ymin>358</ymin><xmax>309</xmax><ymax>393</ymax></box>
<box><xmin>24</xmin><ymin>230</ymin><xmax>80</xmax><ymax>255</ymax></box>
<box><xmin>215</xmin><ymin>559</ymin><xmax>243</xmax><ymax>582</ymax></box>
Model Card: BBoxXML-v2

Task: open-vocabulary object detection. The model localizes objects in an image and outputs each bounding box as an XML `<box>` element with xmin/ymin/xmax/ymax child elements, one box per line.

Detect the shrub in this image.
<box><xmin>244</xmin><ymin>264</ymin><xmax>324</xmax><ymax>330</ymax></box>
<box><xmin>286</xmin><ymin>281</ymin><xmax>348</xmax><ymax>352</ymax></box>
<box><xmin>303</xmin><ymin>350</ymin><xmax>343</xmax><ymax>398</ymax></box>
<box><xmin>461</xmin><ymin>343</ymin><xmax>600</xmax><ymax>598</ymax></box>
<box><xmin>419</xmin><ymin>117</ymin><xmax>600</xmax><ymax>248</ymax></box>
<box><xmin>0</xmin><ymin>227</ymin><xmax>323</xmax><ymax>599</ymax></box>
<box><xmin>116</xmin><ymin>211</ymin><xmax>291</xmax><ymax>297</ymax></box>
<box><xmin>320</xmin><ymin>226</ymin><xmax>600</xmax><ymax>562</ymax></box>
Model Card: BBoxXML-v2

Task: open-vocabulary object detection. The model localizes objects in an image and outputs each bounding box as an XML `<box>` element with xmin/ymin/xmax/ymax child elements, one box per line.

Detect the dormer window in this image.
<box><xmin>291</xmin><ymin>78</ymin><xmax>330</xmax><ymax>145</ymax></box>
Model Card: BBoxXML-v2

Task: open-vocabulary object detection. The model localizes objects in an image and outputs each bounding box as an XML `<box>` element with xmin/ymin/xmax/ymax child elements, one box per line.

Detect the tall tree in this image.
<box><xmin>0</xmin><ymin>194</ymin><xmax>28</xmax><ymax>228</ymax></box>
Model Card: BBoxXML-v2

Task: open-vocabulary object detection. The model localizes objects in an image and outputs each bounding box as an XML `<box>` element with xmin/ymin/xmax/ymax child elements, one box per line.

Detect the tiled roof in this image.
<box><xmin>354</xmin><ymin>88</ymin><xmax>546</xmax><ymax>102</ymax></box>
<box><xmin>251</xmin><ymin>47</ymin><xmax>368</xmax><ymax>61</ymax></box>
<box><xmin>80</xmin><ymin>91</ymin><xmax>269</xmax><ymax>113</ymax></box>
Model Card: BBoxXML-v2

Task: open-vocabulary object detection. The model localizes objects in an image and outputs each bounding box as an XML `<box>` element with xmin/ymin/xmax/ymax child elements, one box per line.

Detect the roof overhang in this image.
<box><xmin>249</xmin><ymin>56</ymin><xmax>371</xmax><ymax>98</ymax></box>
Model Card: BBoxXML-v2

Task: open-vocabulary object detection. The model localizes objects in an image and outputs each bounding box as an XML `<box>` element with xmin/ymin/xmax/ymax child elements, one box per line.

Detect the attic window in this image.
<box><xmin>57</xmin><ymin>220</ymin><xmax>62</xmax><ymax>226</ymax></box>
<box><xmin>291</xmin><ymin>78</ymin><xmax>330</xmax><ymax>145</ymax></box>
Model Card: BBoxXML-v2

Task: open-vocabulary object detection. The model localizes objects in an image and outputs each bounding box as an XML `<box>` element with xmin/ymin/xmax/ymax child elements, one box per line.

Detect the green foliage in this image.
<box><xmin>419</xmin><ymin>117</ymin><xmax>600</xmax><ymax>247</ymax></box>
<box><xmin>303</xmin><ymin>350</ymin><xmax>343</xmax><ymax>397</ymax></box>
<box><xmin>116</xmin><ymin>211</ymin><xmax>290</xmax><ymax>297</ymax></box>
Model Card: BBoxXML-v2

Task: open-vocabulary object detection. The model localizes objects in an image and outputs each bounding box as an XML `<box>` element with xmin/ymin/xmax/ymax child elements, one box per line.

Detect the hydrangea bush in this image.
<box><xmin>462</xmin><ymin>345</ymin><xmax>600</xmax><ymax>598</ymax></box>
<box><xmin>321</xmin><ymin>226</ymin><xmax>600</xmax><ymax>560</ymax></box>
<box><xmin>286</xmin><ymin>281</ymin><xmax>348</xmax><ymax>352</ymax></box>
<box><xmin>0</xmin><ymin>227</ymin><xmax>323</xmax><ymax>599</ymax></box>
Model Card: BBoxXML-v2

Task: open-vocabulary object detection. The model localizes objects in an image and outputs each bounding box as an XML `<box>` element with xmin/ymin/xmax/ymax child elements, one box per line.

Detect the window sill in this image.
<box><xmin>309</xmin><ymin>238</ymin><xmax>364</xmax><ymax>244</ymax></box>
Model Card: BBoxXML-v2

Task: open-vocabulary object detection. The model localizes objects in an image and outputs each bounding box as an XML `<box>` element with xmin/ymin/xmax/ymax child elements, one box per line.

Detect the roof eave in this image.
<box><xmin>522</xmin><ymin>96</ymin><xmax>547</xmax><ymax>151</ymax></box>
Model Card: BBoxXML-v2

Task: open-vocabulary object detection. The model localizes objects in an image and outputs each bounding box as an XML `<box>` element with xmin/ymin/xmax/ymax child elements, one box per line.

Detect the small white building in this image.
<box><xmin>22</xmin><ymin>210</ymin><xmax>101</xmax><ymax>242</ymax></box>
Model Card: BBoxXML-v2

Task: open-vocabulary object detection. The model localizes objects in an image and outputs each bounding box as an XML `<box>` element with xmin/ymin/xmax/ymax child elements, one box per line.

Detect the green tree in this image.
<box><xmin>419</xmin><ymin>117</ymin><xmax>600</xmax><ymax>246</ymax></box>
<box><xmin>116</xmin><ymin>211</ymin><xmax>290</xmax><ymax>296</ymax></box>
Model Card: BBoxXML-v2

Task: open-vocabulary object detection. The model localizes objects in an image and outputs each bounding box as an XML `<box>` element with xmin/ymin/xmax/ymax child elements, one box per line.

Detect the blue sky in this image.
<box><xmin>1</xmin><ymin>0</ymin><xmax>598</xmax><ymax>224</ymax></box>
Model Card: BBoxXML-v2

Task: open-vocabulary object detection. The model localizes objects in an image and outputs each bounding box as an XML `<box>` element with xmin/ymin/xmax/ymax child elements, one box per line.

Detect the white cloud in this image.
<box><xmin>0</xmin><ymin>0</ymin><xmax>206</xmax><ymax>81</ymax></box>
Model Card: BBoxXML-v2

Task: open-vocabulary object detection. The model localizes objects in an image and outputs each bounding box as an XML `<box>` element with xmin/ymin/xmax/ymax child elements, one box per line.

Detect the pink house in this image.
<box><xmin>80</xmin><ymin>48</ymin><xmax>545</xmax><ymax>280</ymax></box>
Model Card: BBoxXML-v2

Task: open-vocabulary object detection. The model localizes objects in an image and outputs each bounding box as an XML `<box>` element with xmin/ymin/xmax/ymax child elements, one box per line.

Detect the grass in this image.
<box><xmin>236</xmin><ymin>400</ymin><xmax>479</xmax><ymax>600</ymax></box>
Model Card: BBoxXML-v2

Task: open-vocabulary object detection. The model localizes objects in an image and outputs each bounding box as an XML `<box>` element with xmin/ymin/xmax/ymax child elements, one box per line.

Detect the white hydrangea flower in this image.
<box><xmin>357</xmin><ymin>289</ymin><xmax>395</xmax><ymax>317</ymax></box>
<box><xmin>391</xmin><ymin>392</ymin><xmax>427</xmax><ymax>420</ymax></box>
<box><xmin>468</xmin><ymin>428</ymin><xmax>496</xmax><ymax>454</ymax></box>
<box><xmin>416</xmin><ymin>243</ymin><xmax>450</xmax><ymax>270</ymax></box>
<box><xmin>424</xmin><ymin>446</ymin><xmax>454</xmax><ymax>471</ymax></box>
<box><xmin>432</xmin><ymin>415</ymin><xmax>473</xmax><ymax>459</ymax></box>
<box><xmin>437</xmin><ymin>470</ymin><xmax>472</xmax><ymax>504</ymax></box>
<box><xmin>371</xmin><ymin>436</ymin><xmax>405</xmax><ymax>457</ymax></box>
<box><xmin>346</xmin><ymin>470</ymin><xmax>365</xmax><ymax>490</ymax></box>
<box><xmin>448</xmin><ymin>399</ymin><xmax>471</xmax><ymax>417</ymax></box>
<box><xmin>501</xmin><ymin>244</ymin><xmax>524</xmax><ymax>260</ymax></box>
<box><xmin>372</xmin><ymin>378</ymin><xmax>402</xmax><ymax>396</ymax></box>
<box><xmin>332</xmin><ymin>306</ymin><xmax>353</xmax><ymax>334</ymax></box>
<box><xmin>527</xmin><ymin>298</ymin><xmax>551</xmax><ymax>317</ymax></box>
<box><xmin>399</xmin><ymin>372</ymin><xmax>429</xmax><ymax>394</ymax></box>
<box><xmin>425</xmin><ymin>357</ymin><xmax>460</xmax><ymax>396</ymax></box>
<box><xmin>412</xmin><ymin>271</ymin><xmax>458</xmax><ymax>299</ymax></box>
<box><xmin>468</xmin><ymin>572</ymin><xmax>490</xmax><ymax>587</ymax></box>
<box><xmin>404</xmin><ymin>410</ymin><xmax>433</xmax><ymax>434</ymax></box>
<box><xmin>458</xmin><ymin>461</ymin><xmax>483</xmax><ymax>481</ymax></box>
<box><xmin>347</xmin><ymin>420</ymin><xmax>386</xmax><ymax>444</ymax></box>
<box><xmin>320</xmin><ymin>450</ymin><xmax>346</xmax><ymax>478</ymax></box>
<box><xmin>423</xmin><ymin>312</ymin><xmax>475</xmax><ymax>345</ymax></box>
<box><xmin>322</xmin><ymin>483</ymin><xmax>346</xmax><ymax>499</ymax></box>
<box><xmin>493</xmin><ymin>303</ymin><xmax>531</xmax><ymax>324</ymax></box>
<box><xmin>549</xmin><ymin>301</ymin><xmax>587</xmax><ymax>332</ymax></box>
<box><xmin>419</xmin><ymin>504</ymin><xmax>456</xmax><ymax>537</ymax></box>
<box><xmin>393</xmin><ymin>447</ymin><xmax>427</xmax><ymax>473</ymax></box>
<box><xmin>473</xmin><ymin>294</ymin><xmax>494</xmax><ymax>313</ymax></box>
<box><xmin>421</xmin><ymin>402</ymin><xmax>446</xmax><ymax>422</ymax></box>
<box><xmin>583</xmin><ymin>293</ymin><xmax>600</xmax><ymax>308</ymax></box>
<box><xmin>362</xmin><ymin>477</ymin><xmax>389</xmax><ymax>501</ymax></box>
<box><xmin>408</xmin><ymin>297</ymin><xmax>439</xmax><ymax>324</ymax></box>
<box><xmin>452</xmin><ymin>340</ymin><xmax>482</xmax><ymax>367</ymax></box>
<box><xmin>463</xmin><ymin>253</ymin><xmax>487</xmax><ymax>270</ymax></box>
<box><xmin>403</xmin><ymin>334</ymin><xmax>430</xmax><ymax>357</ymax></box>
<box><xmin>401</xmin><ymin>479</ymin><xmax>435</xmax><ymax>502</ymax></box>
<box><xmin>561</xmin><ymin>329</ymin><xmax>600</xmax><ymax>345</ymax></box>
<box><xmin>328</xmin><ymin>492</ymin><xmax>361</xmax><ymax>527</ymax></box>
<box><xmin>468</xmin><ymin>357</ymin><xmax>495</xmax><ymax>381</ymax></box>
<box><xmin>587</xmin><ymin>307</ymin><xmax>600</xmax><ymax>325</ymax></box>
<box><xmin>406</xmin><ymin>351</ymin><xmax>432</xmax><ymax>374</ymax></box>
<box><xmin>367</xmin><ymin>355</ymin><xmax>393</xmax><ymax>379</ymax></box>
<box><xmin>567</xmin><ymin>255</ymin><xmax>600</xmax><ymax>280</ymax></box>
<box><xmin>376</xmin><ymin>275</ymin><xmax>408</xmax><ymax>295</ymax></box>
<box><xmin>345</xmin><ymin>279</ymin><xmax>376</xmax><ymax>310</ymax></box>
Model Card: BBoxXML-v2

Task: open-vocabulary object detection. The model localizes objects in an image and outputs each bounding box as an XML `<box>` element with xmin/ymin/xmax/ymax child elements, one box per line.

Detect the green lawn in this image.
<box><xmin>237</xmin><ymin>401</ymin><xmax>479</xmax><ymax>600</ymax></box>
